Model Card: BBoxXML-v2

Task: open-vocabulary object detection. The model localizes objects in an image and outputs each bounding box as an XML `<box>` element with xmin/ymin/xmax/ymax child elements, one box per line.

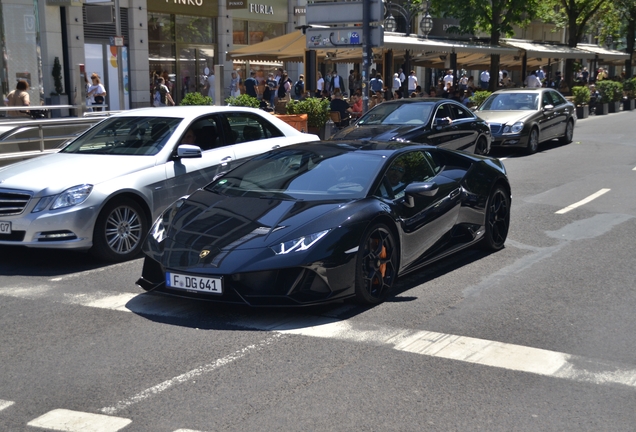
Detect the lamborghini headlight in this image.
<box><xmin>149</xmin><ymin>198</ymin><xmax>186</xmax><ymax>244</ymax></box>
<box><xmin>272</xmin><ymin>230</ymin><xmax>330</xmax><ymax>255</ymax></box>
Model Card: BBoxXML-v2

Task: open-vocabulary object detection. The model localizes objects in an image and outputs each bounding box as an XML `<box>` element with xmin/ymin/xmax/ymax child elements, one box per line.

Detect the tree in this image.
<box><xmin>538</xmin><ymin>0</ymin><xmax>607</xmax><ymax>87</ymax></box>
<box><xmin>431</xmin><ymin>0</ymin><xmax>538</xmax><ymax>91</ymax></box>
<box><xmin>613</xmin><ymin>0</ymin><xmax>636</xmax><ymax>78</ymax></box>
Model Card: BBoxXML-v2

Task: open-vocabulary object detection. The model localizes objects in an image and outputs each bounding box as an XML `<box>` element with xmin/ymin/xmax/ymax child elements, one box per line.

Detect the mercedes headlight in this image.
<box><xmin>32</xmin><ymin>184</ymin><xmax>93</xmax><ymax>213</ymax></box>
<box><xmin>503</xmin><ymin>122</ymin><xmax>524</xmax><ymax>134</ymax></box>
<box><xmin>272</xmin><ymin>230</ymin><xmax>329</xmax><ymax>255</ymax></box>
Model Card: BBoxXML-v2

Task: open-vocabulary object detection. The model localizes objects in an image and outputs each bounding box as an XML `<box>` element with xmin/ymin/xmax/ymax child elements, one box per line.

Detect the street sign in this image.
<box><xmin>306</xmin><ymin>26</ymin><xmax>384</xmax><ymax>49</ymax></box>
<box><xmin>306</xmin><ymin>0</ymin><xmax>383</xmax><ymax>25</ymax></box>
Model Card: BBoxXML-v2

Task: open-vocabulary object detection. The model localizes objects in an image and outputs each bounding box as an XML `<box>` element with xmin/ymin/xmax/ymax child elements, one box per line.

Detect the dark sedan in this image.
<box><xmin>475</xmin><ymin>88</ymin><xmax>576</xmax><ymax>154</ymax></box>
<box><xmin>137</xmin><ymin>141</ymin><xmax>511</xmax><ymax>306</ymax></box>
<box><xmin>331</xmin><ymin>99</ymin><xmax>491</xmax><ymax>155</ymax></box>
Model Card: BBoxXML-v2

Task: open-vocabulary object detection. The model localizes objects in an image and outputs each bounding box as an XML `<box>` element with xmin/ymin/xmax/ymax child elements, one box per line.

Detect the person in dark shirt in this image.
<box><xmin>244</xmin><ymin>71</ymin><xmax>258</xmax><ymax>98</ymax></box>
<box><xmin>329</xmin><ymin>89</ymin><xmax>351</xmax><ymax>126</ymax></box>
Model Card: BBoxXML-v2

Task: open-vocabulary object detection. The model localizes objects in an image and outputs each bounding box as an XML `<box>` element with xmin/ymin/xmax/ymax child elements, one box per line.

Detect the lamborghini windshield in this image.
<box><xmin>207</xmin><ymin>147</ymin><xmax>385</xmax><ymax>200</ymax></box>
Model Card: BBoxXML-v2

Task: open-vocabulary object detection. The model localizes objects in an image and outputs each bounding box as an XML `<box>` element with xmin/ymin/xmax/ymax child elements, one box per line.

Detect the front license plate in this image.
<box><xmin>166</xmin><ymin>272</ymin><xmax>223</xmax><ymax>294</ymax></box>
<box><xmin>0</xmin><ymin>221</ymin><xmax>11</xmax><ymax>235</ymax></box>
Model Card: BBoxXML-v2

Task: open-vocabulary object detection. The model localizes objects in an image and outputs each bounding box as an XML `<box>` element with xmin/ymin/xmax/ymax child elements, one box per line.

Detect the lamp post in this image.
<box><xmin>384</xmin><ymin>0</ymin><xmax>433</xmax><ymax>95</ymax></box>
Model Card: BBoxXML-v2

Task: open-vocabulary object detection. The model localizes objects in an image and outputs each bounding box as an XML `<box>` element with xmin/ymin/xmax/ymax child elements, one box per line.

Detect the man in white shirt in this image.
<box><xmin>443</xmin><ymin>70</ymin><xmax>454</xmax><ymax>88</ymax></box>
<box><xmin>392</xmin><ymin>73</ymin><xmax>401</xmax><ymax>94</ymax></box>
<box><xmin>398</xmin><ymin>68</ymin><xmax>406</xmax><ymax>83</ymax></box>
<box><xmin>524</xmin><ymin>70</ymin><xmax>541</xmax><ymax>88</ymax></box>
<box><xmin>407</xmin><ymin>70</ymin><xmax>418</xmax><ymax>95</ymax></box>
<box><xmin>479</xmin><ymin>70</ymin><xmax>490</xmax><ymax>89</ymax></box>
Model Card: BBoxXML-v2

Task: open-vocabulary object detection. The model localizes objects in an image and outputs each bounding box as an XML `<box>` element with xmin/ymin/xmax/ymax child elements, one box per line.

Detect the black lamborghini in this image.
<box><xmin>137</xmin><ymin>141</ymin><xmax>511</xmax><ymax>306</ymax></box>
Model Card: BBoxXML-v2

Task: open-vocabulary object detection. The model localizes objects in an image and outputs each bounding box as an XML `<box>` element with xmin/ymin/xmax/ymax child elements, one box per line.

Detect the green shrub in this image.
<box><xmin>286</xmin><ymin>97</ymin><xmax>330</xmax><ymax>128</ymax></box>
<box><xmin>51</xmin><ymin>57</ymin><xmax>64</xmax><ymax>95</ymax></box>
<box><xmin>596</xmin><ymin>80</ymin><xmax>623</xmax><ymax>103</ymax></box>
<box><xmin>179</xmin><ymin>92</ymin><xmax>213</xmax><ymax>106</ymax></box>
<box><xmin>469</xmin><ymin>90</ymin><xmax>492</xmax><ymax>108</ymax></box>
<box><xmin>225</xmin><ymin>94</ymin><xmax>260</xmax><ymax>107</ymax></box>
<box><xmin>571</xmin><ymin>86</ymin><xmax>591</xmax><ymax>106</ymax></box>
<box><xmin>622</xmin><ymin>77</ymin><xmax>636</xmax><ymax>99</ymax></box>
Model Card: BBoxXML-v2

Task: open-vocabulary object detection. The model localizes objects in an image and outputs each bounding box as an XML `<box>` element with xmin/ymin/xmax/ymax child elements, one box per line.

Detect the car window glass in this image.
<box><xmin>224</xmin><ymin>112</ymin><xmax>284</xmax><ymax>144</ymax></box>
<box><xmin>541</xmin><ymin>91</ymin><xmax>554</xmax><ymax>107</ymax></box>
<box><xmin>549</xmin><ymin>90</ymin><xmax>566</xmax><ymax>106</ymax></box>
<box><xmin>376</xmin><ymin>151</ymin><xmax>436</xmax><ymax>200</ymax></box>
<box><xmin>434</xmin><ymin>104</ymin><xmax>451</xmax><ymax>120</ymax></box>
<box><xmin>449</xmin><ymin>103</ymin><xmax>474</xmax><ymax>119</ymax></box>
<box><xmin>60</xmin><ymin>116</ymin><xmax>183</xmax><ymax>156</ymax></box>
<box><xmin>357</xmin><ymin>102</ymin><xmax>433</xmax><ymax>126</ymax></box>
<box><xmin>177</xmin><ymin>115</ymin><xmax>224</xmax><ymax>151</ymax></box>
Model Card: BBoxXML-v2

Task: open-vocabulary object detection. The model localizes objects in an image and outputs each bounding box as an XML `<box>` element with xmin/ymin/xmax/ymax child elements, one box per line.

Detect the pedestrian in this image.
<box><xmin>277</xmin><ymin>71</ymin><xmax>292</xmax><ymax>102</ymax></box>
<box><xmin>87</xmin><ymin>73</ymin><xmax>107</xmax><ymax>111</ymax></box>
<box><xmin>328</xmin><ymin>70</ymin><xmax>346</xmax><ymax>95</ymax></box>
<box><xmin>316</xmin><ymin>72</ymin><xmax>324</xmax><ymax>98</ymax></box>
<box><xmin>244</xmin><ymin>70</ymin><xmax>258</xmax><ymax>98</ymax></box>
<box><xmin>392</xmin><ymin>73</ymin><xmax>401</xmax><ymax>94</ymax></box>
<box><xmin>293</xmin><ymin>74</ymin><xmax>305</xmax><ymax>100</ymax></box>
<box><xmin>524</xmin><ymin>70</ymin><xmax>541</xmax><ymax>88</ymax></box>
<box><xmin>443</xmin><ymin>69</ymin><xmax>454</xmax><ymax>87</ymax></box>
<box><xmin>407</xmin><ymin>70</ymin><xmax>418</xmax><ymax>96</ymax></box>
<box><xmin>6</xmin><ymin>80</ymin><xmax>30</xmax><ymax>118</ymax></box>
<box><xmin>479</xmin><ymin>70</ymin><xmax>490</xmax><ymax>89</ymax></box>
<box><xmin>152</xmin><ymin>76</ymin><xmax>175</xmax><ymax>107</ymax></box>
<box><xmin>369</xmin><ymin>73</ymin><xmax>384</xmax><ymax>93</ymax></box>
<box><xmin>398</xmin><ymin>68</ymin><xmax>406</xmax><ymax>83</ymax></box>
<box><xmin>206</xmin><ymin>69</ymin><xmax>215</xmax><ymax>102</ymax></box>
<box><xmin>229</xmin><ymin>70</ymin><xmax>241</xmax><ymax>98</ymax></box>
<box><xmin>349</xmin><ymin>69</ymin><xmax>356</xmax><ymax>95</ymax></box>
<box><xmin>263</xmin><ymin>72</ymin><xmax>277</xmax><ymax>108</ymax></box>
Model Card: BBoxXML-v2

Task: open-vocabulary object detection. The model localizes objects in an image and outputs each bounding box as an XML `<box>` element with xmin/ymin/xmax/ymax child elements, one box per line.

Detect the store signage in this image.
<box><xmin>250</xmin><ymin>3</ymin><xmax>274</xmax><ymax>14</ymax></box>
<box><xmin>227</xmin><ymin>0</ymin><xmax>247</xmax><ymax>9</ymax></box>
<box><xmin>148</xmin><ymin>0</ymin><xmax>219</xmax><ymax>17</ymax></box>
<box><xmin>294</xmin><ymin>7</ymin><xmax>305</xmax><ymax>15</ymax></box>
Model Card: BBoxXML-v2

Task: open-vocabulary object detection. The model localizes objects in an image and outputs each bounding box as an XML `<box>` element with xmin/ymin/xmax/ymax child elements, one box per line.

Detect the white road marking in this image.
<box><xmin>27</xmin><ymin>409</ymin><xmax>131</xmax><ymax>432</ymax></box>
<box><xmin>174</xmin><ymin>430</ymin><xmax>207</xmax><ymax>432</ymax></box>
<box><xmin>555</xmin><ymin>188</ymin><xmax>611</xmax><ymax>214</ymax></box>
<box><xmin>49</xmin><ymin>261</ymin><xmax>139</xmax><ymax>282</ymax></box>
<box><xmin>236</xmin><ymin>316</ymin><xmax>636</xmax><ymax>388</ymax></box>
<box><xmin>0</xmin><ymin>399</ymin><xmax>14</xmax><ymax>411</ymax></box>
<box><xmin>100</xmin><ymin>334</ymin><xmax>283</xmax><ymax>415</ymax></box>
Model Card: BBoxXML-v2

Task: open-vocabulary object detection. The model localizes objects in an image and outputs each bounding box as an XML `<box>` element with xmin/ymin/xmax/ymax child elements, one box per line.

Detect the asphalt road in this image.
<box><xmin>1</xmin><ymin>111</ymin><xmax>635</xmax><ymax>431</ymax></box>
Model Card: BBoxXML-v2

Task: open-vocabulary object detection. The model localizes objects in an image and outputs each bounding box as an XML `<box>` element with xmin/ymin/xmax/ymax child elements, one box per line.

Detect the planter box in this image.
<box><xmin>576</xmin><ymin>105</ymin><xmax>589</xmax><ymax>119</ymax></box>
<box><xmin>608</xmin><ymin>101</ymin><xmax>621</xmax><ymax>113</ymax></box>
<box><xmin>623</xmin><ymin>99</ymin><xmax>635</xmax><ymax>111</ymax></box>
<box><xmin>274</xmin><ymin>114</ymin><xmax>308</xmax><ymax>132</ymax></box>
<box><xmin>595</xmin><ymin>103</ymin><xmax>609</xmax><ymax>115</ymax></box>
<box><xmin>45</xmin><ymin>94</ymin><xmax>69</xmax><ymax>118</ymax></box>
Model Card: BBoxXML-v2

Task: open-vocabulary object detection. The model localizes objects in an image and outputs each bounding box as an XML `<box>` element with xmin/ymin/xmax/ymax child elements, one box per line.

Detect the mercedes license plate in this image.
<box><xmin>0</xmin><ymin>221</ymin><xmax>11</xmax><ymax>235</ymax></box>
<box><xmin>166</xmin><ymin>272</ymin><xmax>223</xmax><ymax>294</ymax></box>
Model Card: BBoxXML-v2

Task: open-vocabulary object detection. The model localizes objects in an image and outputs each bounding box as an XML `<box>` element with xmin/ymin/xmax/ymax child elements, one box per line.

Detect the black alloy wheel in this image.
<box><xmin>480</xmin><ymin>185</ymin><xmax>510</xmax><ymax>251</ymax></box>
<box><xmin>92</xmin><ymin>198</ymin><xmax>148</xmax><ymax>262</ymax></box>
<box><xmin>475</xmin><ymin>137</ymin><xmax>489</xmax><ymax>155</ymax></box>
<box><xmin>355</xmin><ymin>224</ymin><xmax>398</xmax><ymax>304</ymax></box>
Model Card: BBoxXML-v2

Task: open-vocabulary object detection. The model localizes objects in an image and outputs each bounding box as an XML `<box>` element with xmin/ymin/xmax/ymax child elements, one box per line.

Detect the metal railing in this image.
<box><xmin>0</xmin><ymin>116</ymin><xmax>109</xmax><ymax>167</ymax></box>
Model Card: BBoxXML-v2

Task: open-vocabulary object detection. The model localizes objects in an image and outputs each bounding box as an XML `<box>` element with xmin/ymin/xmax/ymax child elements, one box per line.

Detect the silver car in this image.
<box><xmin>0</xmin><ymin>106</ymin><xmax>318</xmax><ymax>261</ymax></box>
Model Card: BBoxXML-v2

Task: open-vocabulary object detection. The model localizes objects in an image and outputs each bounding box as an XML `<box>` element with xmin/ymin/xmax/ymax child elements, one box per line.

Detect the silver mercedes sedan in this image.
<box><xmin>0</xmin><ymin>106</ymin><xmax>318</xmax><ymax>261</ymax></box>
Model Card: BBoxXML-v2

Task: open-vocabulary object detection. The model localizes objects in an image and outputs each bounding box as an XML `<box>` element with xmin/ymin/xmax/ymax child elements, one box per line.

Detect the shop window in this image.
<box><xmin>248</xmin><ymin>22</ymin><xmax>285</xmax><ymax>44</ymax></box>
<box><xmin>148</xmin><ymin>13</ymin><xmax>174</xmax><ymax>42</ymax></box>
<box><xmin>233</xmin><ymin>20</ymin><xmax>247</xmax><ymax>45</ymax></box>
<box><xmin>176</xmin><ymin>15</ymin><xmax>214</xmax><ymax>44</ymax></box>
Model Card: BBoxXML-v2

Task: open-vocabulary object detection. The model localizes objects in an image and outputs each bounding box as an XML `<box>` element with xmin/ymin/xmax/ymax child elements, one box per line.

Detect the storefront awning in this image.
<box><xmin>502</xmin><ymin>39</ymin><xmax>597</xmax><ymax>60</ymax></box>
<box><xmin>383</xmin><ymin>33</ymin><xmax>517</xmax><ymax>55</ymax></box>
<box><xmin>577</xmin><ymin>44</ymin><xmax>630</xmax><ymax>62</ymax></box>
<box><xmin>228</xmin><ymin>30</ymin><xmax>306</xmax><ymax>63</ymax></box>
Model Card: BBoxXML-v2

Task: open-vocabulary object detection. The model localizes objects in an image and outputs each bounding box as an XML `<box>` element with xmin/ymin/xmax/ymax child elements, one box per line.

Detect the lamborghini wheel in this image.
<box><xmin>480</xmin><ymin>185</ymin><xmax>510</xmax><ymax>251</ymax></box>
<box><xmin>355</xmin><ymin>224</ymin><xmax>398</xmax><ymax>305</ymax></box>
